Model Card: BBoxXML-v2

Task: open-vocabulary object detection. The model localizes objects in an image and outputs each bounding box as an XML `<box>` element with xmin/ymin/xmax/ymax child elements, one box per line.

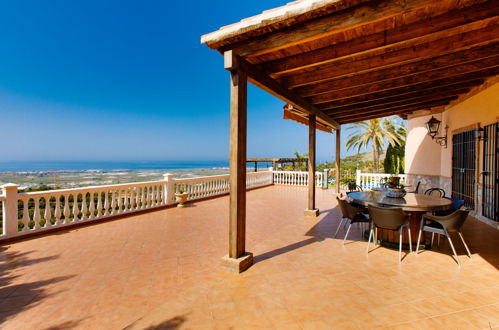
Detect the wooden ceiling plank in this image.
<box><xmin>257</xmin><ymin>1</ymin><xmax>499</xmax><ymax>72</ymax></box>
<box><xmin>279</xmin><ymin>22</ymin><xmax>499</xmax><ymax>88</ymax></box>
<box><xmin>306</xmin><ymin>60</ymin><xmax>499</xmax><ymax>103</ymax></box>
<box><xmin>228</xmin><ymin>0</ymin><xmax>482</xmax><ymax>57</ymax></box>
<box><xmin>321</xmin><ymin>87</ymin><xmax>470</xmax><ymax>113</ymax></box>
<box><xmin>334</xmin><ymin>99</ymin><xmax>454</xmax><ymax>123</ymax></box>
<box><xmin>224</xmin><ymin>51</ymin><xmax>339</xmax><ymax>130</ymax></box>
<box><xmin>297</xmin><ymin>43</ymin><xmax>499</xmax><ymax>97</ymax></box>
<box><xmin>315</xmin><ymin>79</ymin><xmax>484</xmax><ymax>109</ymax></box>
<box><xmin>326</xmin><ymin>96</ymin><xmax>458</xmax><ymax>119</ymax></box>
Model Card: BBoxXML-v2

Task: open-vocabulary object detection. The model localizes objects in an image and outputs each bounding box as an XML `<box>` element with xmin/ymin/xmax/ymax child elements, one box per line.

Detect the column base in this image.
<box><xmin>304</xmin><ymin>209</ymin><xmax>320</xmax><ymax>217</ymax></box>
<box><xmin>220</xmin><ymin>252</ymin><xmax>253</xmax><ymax>273</ymax></box>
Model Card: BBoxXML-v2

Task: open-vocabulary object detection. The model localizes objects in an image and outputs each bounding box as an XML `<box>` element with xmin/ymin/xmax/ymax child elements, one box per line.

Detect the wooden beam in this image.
<box><xmin>224</xmin><ymin>50</ymin><xmax>339</xmax><ymax>130</ymax></box>
<box><xmin>305</xmin><ymin>115</ymin><xmax>319</xmax><ymax>216</ymax></box>
<box><xmin>322</xmin><ymin>87</ymin><xmax>470</xmax><ymax>114</ymax></box>
<box><xmin>228</xmin><ymin>0</ymin><xmax>464</xmax><ymax>57</ymax></box>
<box><xmin>335</xmin><ymin>128</ymin><xmax>341</xmax><ymax>194</ymax></box>
<box><xmin>221</xmin><ymin>53</ymin><xmax>253</xmax><ymax>273</ymax></box>
<box><xmin>279</xmin><ymin>22</ymin><xmax>499</xmax><ymax>88</ymax></box>
<box><xmin>305</xmin><ymin>60</ymin><xmax>499</xmax><ymax>103</ymax></box>
<box><xmin>298</xmin><ymin>42</ymin><xmax>499</xmax><ymax>98</ymax></box>
<box><xmin>229</xmin><ymin>66</ymin><xmax>247</xmax><ymax>259</ymax></box>
<box><xmin>314</xmin><ymin>79</ymin><xmax>484</xmax><ymax>109</ymax></box>
<box><xmin>259</xmin><ymin>1</ymin><xmax>499</xmax><ymax>73</ymax></box>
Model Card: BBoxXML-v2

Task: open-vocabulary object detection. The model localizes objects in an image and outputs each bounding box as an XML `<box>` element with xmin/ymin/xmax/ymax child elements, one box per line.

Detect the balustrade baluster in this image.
<box><xmin>134</xmin><ymin>188</ymin><xmax>140</xmax><ymax>210</ymax></box>
<box><xmin>54</xmin><ymin>196</ymin><xmax>61</xmax><ymax>224</ymax></box>
<box><xmin>110</xmin><ymin>191</ymin><xmax>117</xmax><ymax>214</ymax></box>
<box><xmin>88</xmin><ymin>193</ymin><xmax>95</xmax><ymax>219</ymax></box>
<box><xmin>22</xmin><ymin>199</ymin><xmax>30</xmax><ymax>232</ymax></box>
<box><xmin>96</xmin><ymin>192</ymin><xmax>103</xmax><ymax>217</ymax></box>
<box><xmin>104</xmin><ymin>191</ymin><xmax>110</xmax><ymax>215</ymax></box>
<box><xmin>62</xmin><ymin>195</ymin><xmax>69</xmax><ymax>223</ymax></box>
<box><xmin>44</xmin><ymin>197</ymin><xmax>52</xmax><ymax>226</ymax></box>
<box><xmin>72</xmin><ymin>194</ymin><xmax>80</xmax><ymax>221</ymax></box>
<box><xmin>117</xmin><ymin>190</ymin><xmax>123</xmax><ymax>213</ymax></box>
<box><xmin>80</xmin><ymin>194</ymin><xmax>88</xmax><ymax>221</ymax></box>
<box><xmin>155</xmin><ymin>186</ymin><xmax>160</xmax><ymax>205</ymax></box>
<box><xmin>33</xmin><ymin>198</ymin><xmax>41</xmax><ymax>229</ymax></box>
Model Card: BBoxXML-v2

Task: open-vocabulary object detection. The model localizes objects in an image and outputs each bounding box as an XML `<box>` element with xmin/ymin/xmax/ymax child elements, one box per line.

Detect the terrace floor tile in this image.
<box><xmin>0</xmin><ymin>186</ymin><xmax>497</xmax><ymax>329</ymax></box>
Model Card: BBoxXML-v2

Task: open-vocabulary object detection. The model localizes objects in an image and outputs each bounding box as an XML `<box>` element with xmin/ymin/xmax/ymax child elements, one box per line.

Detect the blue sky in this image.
<box><xmin>0</xmin><ymin>0</ymin><xmax>365</xmax><ymax>163</ymax></box>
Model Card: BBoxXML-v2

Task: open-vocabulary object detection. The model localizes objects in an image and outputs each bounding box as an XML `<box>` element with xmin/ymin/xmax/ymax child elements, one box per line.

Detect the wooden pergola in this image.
<box><xmin>201</xmin><ymin>0</ymin><xmax>499</xmax><ymax>272</ymax></box>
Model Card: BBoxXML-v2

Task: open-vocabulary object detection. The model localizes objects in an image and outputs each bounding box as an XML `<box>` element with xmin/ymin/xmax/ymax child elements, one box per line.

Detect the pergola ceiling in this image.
<box><xmin>202</xmin><ymin>0</ymin><xmax>499</xmax><ymax>128</ymax></box>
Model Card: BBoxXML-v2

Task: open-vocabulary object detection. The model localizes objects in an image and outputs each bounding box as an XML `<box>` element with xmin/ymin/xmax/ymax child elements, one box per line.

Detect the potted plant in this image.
<box><xmin>175</xmin><ymin>189</ymin><xmax>189</xmax><ymax>207</ymax></box>
<box><xmin>388</xmin><ymin>175</ymin><xmax>401</xmax><ymax>187</ymax></box>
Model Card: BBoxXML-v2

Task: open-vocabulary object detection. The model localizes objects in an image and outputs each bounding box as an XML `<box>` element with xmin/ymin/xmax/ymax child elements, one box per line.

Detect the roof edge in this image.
<box><xmin>200</xmin><ymin>0</ymin><xmax>365</xmax><ymax>50</ymax></box>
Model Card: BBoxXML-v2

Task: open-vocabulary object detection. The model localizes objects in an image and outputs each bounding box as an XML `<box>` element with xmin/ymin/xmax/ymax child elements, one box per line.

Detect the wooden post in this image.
<box><xmin>305</xmin><ymin>115</ymin><xmax>319</xmax><ymax>216</ymax></box>
<box><xmin>336</xmin><ymin>128</ymin><xmax>341</xmax><ymax>194</ymax></box>
<box><xmin>220</xmin><ymin>50</ymin><xmax>253</xmax><ymax>273</ymax></box>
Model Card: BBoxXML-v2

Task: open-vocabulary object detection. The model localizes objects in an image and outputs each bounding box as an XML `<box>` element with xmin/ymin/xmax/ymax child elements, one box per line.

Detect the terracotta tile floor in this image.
<box><xmin>0</xmin><ymin>186</ymin><xmax>498</xmax><ymax>329</ymax></box>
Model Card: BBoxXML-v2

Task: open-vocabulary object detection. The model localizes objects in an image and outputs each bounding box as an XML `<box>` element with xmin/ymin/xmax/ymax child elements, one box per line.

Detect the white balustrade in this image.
<box><xmin>355</xmin><ymin>170</ymin><xmax>407</xmax><ymax>189</ymax></box>
<box><xmin>272</xmin><ymin>171</ymin><xmax>323</xmax><ymax>187</ymax></box>
<box><xmin>0</xmin><ymin>169</ymin><xmax>326</xmax><ymax>241</ymax></box>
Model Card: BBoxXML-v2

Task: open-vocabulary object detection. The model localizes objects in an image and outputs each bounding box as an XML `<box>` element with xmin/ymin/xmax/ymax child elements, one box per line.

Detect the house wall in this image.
<box><xmin>405</xmin><ymin>82</ymin><xmax>499</xmax><ymax>228</ymax></box>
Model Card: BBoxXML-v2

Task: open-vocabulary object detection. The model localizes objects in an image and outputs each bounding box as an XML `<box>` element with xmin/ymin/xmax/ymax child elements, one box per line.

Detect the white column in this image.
<box><xmin>2</xmin><ymin>184</ymin><xmax>19</xmax><ymax>237</ymax></box>
<box><xmin>163</xmin><ymin>173</ymin><xmax>174</xmax><ymax>205</ymax></box>
<box><xmin>323</xmin><ymin>169</ymin><xmax>329</xmax><ymax>189</ymax></box>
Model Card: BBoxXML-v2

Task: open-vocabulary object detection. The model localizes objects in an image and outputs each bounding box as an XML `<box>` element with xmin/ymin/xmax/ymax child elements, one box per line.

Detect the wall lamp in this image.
<box><xmin>425</xmin><ymin>116</ymin><xmax>448</xmax><ymax>148</ymax></box>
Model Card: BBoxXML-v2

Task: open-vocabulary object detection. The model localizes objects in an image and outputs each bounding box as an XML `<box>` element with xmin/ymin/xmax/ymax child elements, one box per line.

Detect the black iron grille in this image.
<box><xmin>452</xmin><ymin>129</ymin><xmax>477</xmax><ymax>210</ymax></box>
<box><xmin>482</xmin><ymin>122</ymin><xmax>499</xmax><ymax>222</ymax></box>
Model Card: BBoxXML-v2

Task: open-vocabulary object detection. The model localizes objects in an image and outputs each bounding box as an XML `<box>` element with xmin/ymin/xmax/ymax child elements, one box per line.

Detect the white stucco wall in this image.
<box><xmin>405</xmin><ymin>82</ymin><xmax>499</xmax><ymax>227</ymax></box>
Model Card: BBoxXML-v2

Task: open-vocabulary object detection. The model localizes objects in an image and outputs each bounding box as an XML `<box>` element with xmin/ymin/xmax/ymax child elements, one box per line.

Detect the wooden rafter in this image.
<box><xmin>315</xmin><ymin>80</ymin><xmax>484</xmax><ymax>109</ymax></box>
<box><xmin>258</xmin><ymin>1</ymin><xmax>499</xmax><ymax>72</ymax></box>
<box><xmin>279</xmin><ymin>23</ymin><xmax>499</xmax><ymax>88</ymax></box>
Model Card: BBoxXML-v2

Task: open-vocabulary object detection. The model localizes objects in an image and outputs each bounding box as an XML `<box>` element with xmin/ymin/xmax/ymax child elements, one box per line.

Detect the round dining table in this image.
<box><xmin>347</xmin><ymin>191</ymin><xmax>452</xmax><ymax>248</ymax></box>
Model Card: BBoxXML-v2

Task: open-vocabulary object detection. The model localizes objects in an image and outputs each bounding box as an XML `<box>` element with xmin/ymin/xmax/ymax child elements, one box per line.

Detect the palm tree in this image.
<box><xmin>345</xmin><ymin>117</ymin><xmax>405</xmax><ymax>173</ymax></box>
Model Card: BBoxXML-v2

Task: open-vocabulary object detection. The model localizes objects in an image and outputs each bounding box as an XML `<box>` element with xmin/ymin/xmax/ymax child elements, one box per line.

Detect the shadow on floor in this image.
<box><xmin>0</xmin><ymin>247</ymin><xmax>74</xmax><ymax>324</ymax></box>
<box><xmin>254</xmin><ymin>205</ymin><xmax>368</xmax><ymax>264</ymax></box>
<box><xmin>125</xmin><ymin>315</ymin><xmax>187</xmax><ymax>330</ymax></box>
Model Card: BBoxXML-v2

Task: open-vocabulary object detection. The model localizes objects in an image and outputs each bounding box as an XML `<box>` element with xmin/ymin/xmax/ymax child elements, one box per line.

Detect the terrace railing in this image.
<box><xmin>0</xmin><ymin>171</ymin><xmax>274</xmax><ymax>241</ymax></box>
<box><xmin>355</xmin><ymin>170</ymin><xmax>407</xmax><ymax>190</ymax></box>
<box><xmin>0</xmin><ymin>170</ymin><xmax>332</xmax><ymax>241</ymax></box>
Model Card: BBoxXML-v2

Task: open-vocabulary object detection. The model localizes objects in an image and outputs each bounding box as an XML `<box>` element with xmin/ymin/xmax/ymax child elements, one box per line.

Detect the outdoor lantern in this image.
<box><xmin>425</xmin><ymin>116</ymin><xmax>448</xmax><ymax>148</ymax></box>
<box><xmin>425</xmin><ymin>116</ymin><xmax>441</xmax><ymax>138</ymax></box>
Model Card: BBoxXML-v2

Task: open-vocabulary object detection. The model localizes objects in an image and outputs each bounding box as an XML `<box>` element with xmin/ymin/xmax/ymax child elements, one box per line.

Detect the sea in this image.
<box><xmin>0</xmin><ymin>160</ymin><xmax>233</xmax><ymax>173</ymax></box>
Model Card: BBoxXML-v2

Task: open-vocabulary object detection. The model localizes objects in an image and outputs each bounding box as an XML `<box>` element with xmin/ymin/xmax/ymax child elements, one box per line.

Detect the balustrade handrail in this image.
<box><xmin>16</xmin><ymin>179</ymin><xmax>166</xmax><ymax>197</ymax></box>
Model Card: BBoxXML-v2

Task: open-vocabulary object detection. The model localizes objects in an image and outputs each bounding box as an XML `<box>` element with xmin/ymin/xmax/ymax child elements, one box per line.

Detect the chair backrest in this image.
<box><xmin>431</xmin><ymin>209</ymin><xmax>470</xmax><ymax>232</ymax></box>
<box><xmin>348</xmin><ymin>184</ymin><xmax>363</xmax><ymax>192</ymax></box>
<box><xmin>368</xmin><ymin>205</ymin><xmax>408</xmax><ymax>230</ymax></box>
<box><xmin>443</xmin><ymin>197</ymin><xmax>465</xmax><ymax>210</ymax></box>
<box><xmin>413</xmin><ymin>181</ymin><xmax>421</xmax><ymax>194</ymax></box>
<box><xmin>337</xmin><ymin>197</ymin><xmax>362</xmax><ymax>219</ymax></box>
<box><xmin>425</xmin><ymin>188</ymin><xmax>446</xmax><ymax>198</ymax></box>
